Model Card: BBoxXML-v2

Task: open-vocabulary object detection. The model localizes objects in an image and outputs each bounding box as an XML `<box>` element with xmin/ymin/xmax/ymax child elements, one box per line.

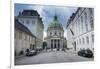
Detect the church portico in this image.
<box><xmin>50</xmin><ymin>39</ymin><xmax>61</xmax><ymax>49</ymax></box>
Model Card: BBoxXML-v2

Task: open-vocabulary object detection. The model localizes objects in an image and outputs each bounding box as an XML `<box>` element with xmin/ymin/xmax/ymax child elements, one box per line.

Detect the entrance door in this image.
<box><xmin>58</xmin><ymin>40</ymin><xmax>60</xmax><ymax>49</ymax></box>
<box><xmin>54</xmin><ymin>40</ymin><xmax>56</xmax><ymax>48</ymax></box>
<box><xmin>51</xmin><ymin>40</ymin><xmax>53</xmax><ymax>49</ymax></box>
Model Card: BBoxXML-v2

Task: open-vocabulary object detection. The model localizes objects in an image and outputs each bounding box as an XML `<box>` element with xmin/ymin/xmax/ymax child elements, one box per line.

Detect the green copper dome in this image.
<box><xmin>48</xmin><ymin>15</ymin><xmax>63</xmax><ymax>30</ymax></box>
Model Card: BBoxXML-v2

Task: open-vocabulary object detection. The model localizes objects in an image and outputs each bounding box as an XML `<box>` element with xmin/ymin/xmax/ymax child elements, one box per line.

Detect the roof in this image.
<box><xmin>18</xmin><ymin>10</ymin><xmax>40</xmax><ymax>17</ymax></box>
<box><xmin>15</xmin><ymin>19</ymin><xmax>36</xmax><ymax>38</ymax></box>
<box><xmin>47</xmin><ymin>15</ymin><xmax>63</xmax><ymax>31</ymax></box>
<box><xmin>17</xmin><ymin>10</ymin><xmax>44</xmax><ymax>28</ymax></box>
<box><xmin>66</xmin><ymin>8</ymin><xmax>80</xmax><ymax>28</ymax></box>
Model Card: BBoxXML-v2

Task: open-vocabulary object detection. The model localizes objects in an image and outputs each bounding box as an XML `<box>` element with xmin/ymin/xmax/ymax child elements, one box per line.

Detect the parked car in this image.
<box><xmin>57</xmin><ymin>48</ymin><xmax>59</xmax><ymax>51</ymax></box>
<box><xmin>62</xmin><ymin>48</ymin><xmax>66</xmax><ymax>52</ymax></box>
<box><xmin>86</xmin><ymin>49</ymin><xmax>93</xmax><ymax>58</ymax></box>
<box><xmin>77</xmin><ymin>49</ymin><xmax>93</xmax><ymax>58</ymax></box>
<box><xmin>26</xmin><ymin>50</ymin><xmax>37</xmax><ymax>56</ymax></box>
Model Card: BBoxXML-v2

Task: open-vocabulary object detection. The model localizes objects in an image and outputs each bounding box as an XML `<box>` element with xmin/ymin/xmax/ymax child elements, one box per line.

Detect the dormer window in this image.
<box><xmin>50</xmin><ymin>32</ymin><xmax>52</xmax><ymax>36</ymax></box>
<box><xmin>59</xmin><ymin>32</ymin><xmax>61</xmax><ymax>36</ymax></box>
<box><xmin>55</xmin><ymin>31</ymin><xmax>57</xmax><ymax>35</ymax></box>
<box><xmin>26</xmin><ymin>20</ymin><xmax>29</xmax><ymax>24</ymax></box>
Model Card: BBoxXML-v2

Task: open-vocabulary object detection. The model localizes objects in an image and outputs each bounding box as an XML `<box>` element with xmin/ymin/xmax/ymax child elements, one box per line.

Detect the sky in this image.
<box><xmin>15</xmin><ymin>3</ymin><xmax>78</xmax><ymax>38</ymax></box>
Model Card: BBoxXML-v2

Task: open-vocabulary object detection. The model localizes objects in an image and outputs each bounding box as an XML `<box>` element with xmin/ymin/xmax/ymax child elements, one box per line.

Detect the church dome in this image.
<box><xmin>47</xmin><ymin>15</ymin><xmax>63</xmax><ymax>31</ymax></box>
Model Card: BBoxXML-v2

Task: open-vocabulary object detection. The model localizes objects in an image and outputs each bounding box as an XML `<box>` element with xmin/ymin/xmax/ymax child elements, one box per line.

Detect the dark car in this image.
<box><xmin>26</xmin><ymin>50</ymin><xmax>37</xmax><ymax>56</ymax></box>
<box><xmin>85</xmin><ymin>49</ymin><xmax>93</xmax><ymax>58</ymax></box>
<box><xmin>57</xmin><ymin>48</ymin><xmax>59</xmax><ymax>51</ymax></box>
<box><xmin>77</xmin><ymin>49</ymin><xmax>93</xmax><ymax>58</ymax></box>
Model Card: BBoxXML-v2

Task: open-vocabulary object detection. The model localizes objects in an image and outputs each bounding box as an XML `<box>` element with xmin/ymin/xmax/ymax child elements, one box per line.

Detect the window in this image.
<box><xmin>22</xmin><ymin>20</ymin><xmax>24</xmax><ymax>24</ymax></box>
<box><xmin>19</xmin><ymin>32</ymin><xmax>22</xmax><ymax>39</ymax></box>
<box><xmin>79</xmin><ymin>39</ymin><xmax>81</xmax><ymax>44</ymax></box>
<box><xmin>89</xmin><ymin>8</ymin><xmax>94</xmax><ymax>30</ymax></box>
<box><xmin>77</xmin><ymin>19</ymin><xmax>81</xmax><ymax>34</ymax></box>
<box><xmin>20</xmin><ymin>19</ymin><xmax>24</xmax><ymax>24</ymax></box>
<box><xmin>90</xmin><ymin>19</ymin><xmax>94</xmax><ymax>29</ymax></box>
<box><xmin>76</xmin><ymin>22</ymin><xmax>78</xmax><ymax>34</ymax></box>
<box><xmin>26</xmin><ymin>20</ymin><xmax>29</xmax><ymax>24</ymax></box>
<box><xmin>84</xmin><ymin>12</ymin><xmax>88</xmax><ymax>31</ymax></box>
<box><xmin>82</xmin><ymin>38</ymin><xmax>85</xmax><ymax>44</ymax></box>
<box><xmin>89</xmin><ymin>8</ymin><xmax>93</xmax><ymax>15</ymax></box>
<box><xmin>24</xmin><ymin>34</ymin><xmax>27</xmax><ymax>40</ymax></box>
<box><xmin>50</xmin><ymin>32</ymin><xmax>52</xmax><ymax>36</ymax></box>
<box><xmin>91</xmin><ymin>34</ymin><xmax>94</xmax><ymax>43</ymax></box>
<box><xmin>32</xmin><ymin>20</ymin><xmax>35</xmax><ymax>25</ymax></box>
<box><xmin>55</xmin><ymin>31</ymin><xmax>57</xmax><ymax>35</ymax></box>
<box><xmin>81</xmin><ymin>16</ymin><xmax>84</xmax><ymax>32</ymax></box>
<box><xmin>59</xmin><ymin>32</ymin><xmax>61</xmax><ymax>36</ymax></box>
<box><xmin>77</xmin><ymin>40</ymin><xmax>78</xmax><ymax>45</ymax></box>
<box><xmin>27</xmin><ymin>35</ymin><xmax>29</xmax><ymax>41</ymax></box>
<box><xmin>29</xmin><ymin>36</ymin><xmax>32</xmax><ymax>41</ymax></box>
<box><xmin>86</xmin><ymin>36</ymin><xmax>89</xmax><ymax>44</ymax></box>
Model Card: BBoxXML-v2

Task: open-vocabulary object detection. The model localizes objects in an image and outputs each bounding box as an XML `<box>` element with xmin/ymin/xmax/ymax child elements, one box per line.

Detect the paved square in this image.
<box><xmin>15</xmin><ymin>50</ymin><xmax>93</xmax><ymax>65</ymax></box>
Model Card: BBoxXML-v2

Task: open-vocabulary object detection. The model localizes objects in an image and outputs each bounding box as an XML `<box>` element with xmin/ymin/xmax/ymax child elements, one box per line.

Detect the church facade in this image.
<box><xmin>66</xmin><ymin>7</ymin><xmax>94</xmax><ymax>52</ymax></box>
<box><xmin>45</xmin><ymin>15</ymin><xmax>66</xmax><ymax>50</ymax></box>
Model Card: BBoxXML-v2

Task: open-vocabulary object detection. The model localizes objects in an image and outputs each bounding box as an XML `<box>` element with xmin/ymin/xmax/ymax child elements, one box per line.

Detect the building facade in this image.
<box><xmin>46</xmin><ymin>15</ymin><xmax>66</xmax><ymax>50</ymax></box>
<box><xmin>17</xmin><ymin>10</ymin><xmax>44</xmax><ymax>49</ymax></box>
<box><xmin>15</xmin><ymin>19</ymin><xmax>36</xmax><ymax>56</ymax></box>
<box><xmin>66</xmin><ymin>8</ymin><xmax>94</xmax><ymax>51</ymax></box>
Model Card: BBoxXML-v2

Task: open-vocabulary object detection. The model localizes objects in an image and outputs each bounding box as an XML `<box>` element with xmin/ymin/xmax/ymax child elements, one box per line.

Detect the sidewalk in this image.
<box><xmin>65</xmin><ymin>50</ymin><xmax>77</xmax><ymax>54</ymax></box>
<box><xmin>15</xmin><ymin>54</ymin><xmax>25</xmax><ymax>59</ymax></box>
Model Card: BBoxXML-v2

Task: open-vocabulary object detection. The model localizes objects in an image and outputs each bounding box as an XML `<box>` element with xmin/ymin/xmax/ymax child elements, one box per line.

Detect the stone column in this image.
<box><xmin>59</xmin><ymin>40</ymin><xmax>61</xmax><ymax>49</ymax></box>
<box><xmin>50</xmin><ymin>39</ymin><xmax>51</xmax><ymax>49</ymax></box>
<box><xmin>61</xmin><ymin>39</ymin><xmax>63</xmax><ymax>49</ymax></box>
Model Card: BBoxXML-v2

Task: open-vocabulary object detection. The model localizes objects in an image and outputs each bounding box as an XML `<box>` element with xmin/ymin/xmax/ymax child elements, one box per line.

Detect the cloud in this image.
<box><xmin>43</xmin><ymin>31</ymin><xmax>47</xmax><ymax>38</ymax></box>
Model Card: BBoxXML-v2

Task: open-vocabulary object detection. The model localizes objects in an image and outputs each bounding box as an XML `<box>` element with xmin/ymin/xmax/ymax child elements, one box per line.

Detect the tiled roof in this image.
<box><xmin>15</xmin><ymin>19</ymin><xmax>36</xmax><ymax>38</ymax></box>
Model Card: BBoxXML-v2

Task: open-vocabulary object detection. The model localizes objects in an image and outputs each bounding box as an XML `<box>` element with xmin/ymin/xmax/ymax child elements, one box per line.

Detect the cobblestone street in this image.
<box><xmin>15</xmin><ymin>50</ymin><xmax>93</xmax><ymax>65</ymax></box>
